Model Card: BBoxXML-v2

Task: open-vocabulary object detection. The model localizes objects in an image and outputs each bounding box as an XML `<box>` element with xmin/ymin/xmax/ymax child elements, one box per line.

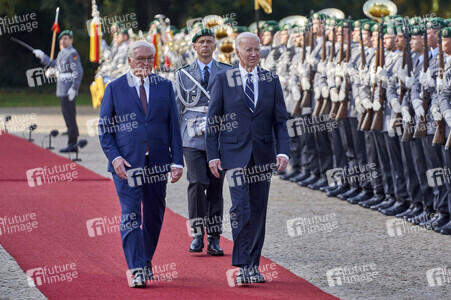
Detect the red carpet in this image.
<box><xmin>0</xmin><ymin>132</ymin><xmax>337</xmax><ymax>299</ymax></box>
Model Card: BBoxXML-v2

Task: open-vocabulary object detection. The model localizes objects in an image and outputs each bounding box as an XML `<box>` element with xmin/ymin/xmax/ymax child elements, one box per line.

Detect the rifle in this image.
<box><xmin>291</xmin><ymin>28</ymin><xmax>307</xmax><ymax>116</ymax></box>
<box><xmin>413</xmin><ymin>20</ymin><xmax>430</xmax><ymax>137</ymax></box>
<box><xmin>319</xmin><ymin>21</ymin><xmax>336</xmax><ymax>115</ymax></box>
<box><xmin>360</xmin><ymin>20</ymin><xmax>383</xmax><ymax>131</ymax></box>
<box><xmin>312</xmin><ymin>25</ymin><xmax>327</xmax><ymax>116</ymax></box>
<box><xmin>336</xmin><ymin>17</ymin><xmax>353</xmax><ymax>120</ymax></box>
<box><xmin>299</xmin><ymin>22</ymin><xmax>316</xmax><ymax>111</ymax></box>
<box><xmin>357</xmin><ymin>25</ymin><xmax>368</xmax><ymax>129</ymax></box>
<box><xmin>433</xmin><ymin>24</ymin><xmax>445</xmax><ymax>145</ymax></box>
<box><xmin>329</xmin><ymin>21</ymin><xmax>346</xmax><ymax>119</ymax></box>
<box><xmin>392</xmin><ymin>25</ymin><xmax>408</xmax><ymax>133</ymax></box>
<box><xmin>401</xmin><ymin>21</ymin><xmax>415</xmax><ymax>141</ymax></box>
<box><xmin>370</xmin><ymin>19</ymin><xmax>386</xmax><ymax>131</ymax></box>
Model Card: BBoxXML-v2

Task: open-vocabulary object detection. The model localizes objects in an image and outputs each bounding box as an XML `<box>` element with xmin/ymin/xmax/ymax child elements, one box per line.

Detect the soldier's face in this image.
<box><xmin>261</xmin><ymin>31</ymin><xmax>273</xmax><ymax>45</ymax></box>
<box><xmin>193</xmin><ymin>36</ymin><xmax>216</xmax><ymax>59</ymax></box>
<box><xmin>395</xmin><ymin>34</ymin><xmax>404</xmax><ymax>50</ymax></box>
<box><xmin>337</xmin><ymin>29</ymin><xmax>343</xmax><ymax>43</ymax></box>
<box><xmin>59</xmin><ymin>36</ymin><xmax>73</xmax><ymax>49</ymax></box>
<box><xmin>443</xmin><ymin>38</ymin><xmax>451</xmax><ymax>54</ymax></box>
<box><xmin>371</xmin><ymin>32</ymin><xmax>378</xmax><ymax>46</ymax></box>
<box><xmin>128</xmin><ymin>46</ymin><xmax>154</xmax><ymax>78</ymax></box>
<box><xmin>410</xmin><ymin>35</ymin><xmax>423</xmax><ymax>53</ymax></box>
<box><xmin>236</xmin><ymin>37</ymin><xmax>260</xmax><ymax>70</ymax></box>
<box><xmin>384</xmin><ymin>35</ymin><xmax>396</xmax><ymax>51</ymax></box>
<box><xmin>352</xmin><ymin>29</ymin><xmax>360</xmax><ymax>43</ymax></box>
<box><xmin>362</xmin><ymin>31</ymin><xmax>372</xmax><ymax>47</ymax></box>
<box><xmin>426</xmin><ymin>29</ymin><xmax>438</xmax><ymax>48</ymax></box>
<box><xmin>293</xmin><ymin>33</ymin><xmax>302</xmax><ymax>47</ymax></box>
<box><xmin>280</xmin><ymin>30</ymin><xmax>289</xmax><ymax>45</ymax></box>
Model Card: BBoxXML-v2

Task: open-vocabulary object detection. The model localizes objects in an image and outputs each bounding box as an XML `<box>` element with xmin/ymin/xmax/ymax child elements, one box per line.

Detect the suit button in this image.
<box><xmin>145</xmin><ymin>122</ymin><xmax>148</xmax><ymax>125</ymax></box>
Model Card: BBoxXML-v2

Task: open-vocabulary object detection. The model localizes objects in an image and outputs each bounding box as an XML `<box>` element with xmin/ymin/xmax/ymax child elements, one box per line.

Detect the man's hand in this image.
<box><xmin>170</xmin><ymin>167</ymin><xmax>183</xmax><ymax>183</ymax></box>
<box><xmin>113</xmin><ymin>157</ymin><xmax>131</xmax><ymax>180</ymax></box>
<box><xmin>276</xmin><ymin>156</ymin><xmax>289</xmax><ymax>173</ymax></box>
<box><xmin>209</xmin><ymin>159</ymin><xmax>222</xmax><ymax>178</ymax></box>
<box><xmin>33</xmin><ymin>49</ymin><xmax>45</xmax><ymax>59</ymax></box>
<box><xmin>67</xmin><ymin>87</ymin><xmax>77</xmax><ymax>101</ymax></box>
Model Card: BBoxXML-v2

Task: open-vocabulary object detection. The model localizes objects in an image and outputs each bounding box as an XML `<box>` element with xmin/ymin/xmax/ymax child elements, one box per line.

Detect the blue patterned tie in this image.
<box><xmin>244</xmin><ymin>73</ymin><xmax>255</xmax><ymax>112</ymax></box>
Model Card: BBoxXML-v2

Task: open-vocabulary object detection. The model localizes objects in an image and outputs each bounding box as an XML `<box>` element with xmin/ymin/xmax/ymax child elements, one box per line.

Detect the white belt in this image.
<box><xmin>185</xmin><ymin>106</ymin><xmax>209</xmax><ymax>113</ymax></box>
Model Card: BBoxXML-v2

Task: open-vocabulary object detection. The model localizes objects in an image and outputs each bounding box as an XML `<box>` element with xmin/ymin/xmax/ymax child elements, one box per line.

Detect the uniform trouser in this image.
<box><xmin>422</xmin><ymin>135</ymin><xmax>448</xmax><ymax>213</ymax></box>
<box><xmin>327</xmin><ymin>120</ymin><xmax>348</xmax><ymax>170</ymax></box>
<box><xmin>400</xmin><ymin>140</ymin><xmax>423</xmax><ymax>205</ymax></box>
<box><xmin>313</xmin><ymin>117</ymin><xmax>333</xmax><ymax>177</ymax></box>
<box><xmin>410</xmin><ymin>138</ymin><xmax>433</xmax><ymax>207</ymax></box>
<box><xmin>183</xmin><ymin>147</ymin><xmax>224</xmax><ymax>236</ymax></box>
<box><xmin>372</xmin><ymin>131</ymin><xmax>394</xmax><ymax>195</ymax></box>
<box><xmin>113</xmin><ymin>156</ymin><xmax>167</xmax><ymax>270</ymax></box>
<box><xmin>339</xmin><ymin>119</ymin><xmax>359</xmax><ymax>188</ymax></box>
<box><xmin>441</xmin><ymin>147</ymin><xmax>451</xmax><ymax>215</ymax></box>
<box><xmin>287</xmin><ymin>115</ymin><xmax>303</xmax><ymax>171</ymax></box>
<box><xmin>349</xmin><ymin>118</ymin><xmax>373</xmax><ymax>192</ymax></box>
<box><xmin>383</xmin><ymin>133</ymin><xmax>409</xmax><ymax>200</ymax></box>
<box><xmin>227</xmin><ymin>154</ymin><xmax>271</xmax><ymax>269</ymax></box>
<box><xmin>58</xmin><ymin>96</ymin><xmax>79</xmax><ymax>145</ymax></box>
<box><xmin>300</xmin><ymin>114</ymin><xmax>320</xmax><ymax>175</ymax></box>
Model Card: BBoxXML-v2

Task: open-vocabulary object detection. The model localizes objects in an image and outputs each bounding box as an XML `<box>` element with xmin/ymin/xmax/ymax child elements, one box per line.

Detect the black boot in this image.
<box><xmin>307</xmin><ymin>177</ymin><xmax>328</xmax><ymax>190</ymax></box>
<box><xmin>189</xmin><ymin>235</ymin><xmax>204</xmax><ymax>252</ymax></box>
<box><xmin>297</xmin><ymin>174</ymin><xmax>319</xmax><ymax>187</ymax></box>
<box><xmin>326</xmin><ymin>185</ymin><xmax>349</xmax><ymax>197</ymax></box>
<box><xmin>207</xmin><ymin>234</ymin><xmax>224</xmax><ymax>256</ymax></box>
<box><xmin>370</xmin><ymin>196</ymin><xmax>396</xmax><ymax>211</ymax></box>
<box><xmin>439</xmin><ymin>221</ymin><xmax>451</xmax><ymax>235</ymax></box>
<box><xmin>408</xmin><ymin>207</ymin><xmax>434</xmax><ymax>225</ymax></box>
<box><xmin>291</xmin><ymin>171</ymin><xmax>310</xmax><ymax>183</ymax></box>
<box><xmin>347</xmin><ymin>191</ymin><xmax>373</xmax><ymax>204</ymax></box>
<box><xmin>337</xmin><ymin>186</ymin><xmax>361</xmax><ymax>200</ymax></box>
<box><xmin>401</xmin><ymin>204</ymin><xmax>423</xmax><ymax>220</ymax></box>
<box><xmin>280</xmin><ymin>169</ymin><xmax>300</xmax><ymax>181</ymax></box>
<box><xmin>359</xmin><ymin>193</ymin><xmax>385</xmax><ymax>208</ymax></box>
<box><xmin>380</xmin><ymin>199</ymin><xmax>410</xmax><ymax>216</ymax></box>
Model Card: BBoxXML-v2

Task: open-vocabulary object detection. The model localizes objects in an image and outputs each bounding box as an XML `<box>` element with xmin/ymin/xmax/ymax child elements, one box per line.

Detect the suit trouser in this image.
<box><xmin>373</xmin><ymin>131</ymin><xmax>394</xmax><ymax>196</ymax></box>
<box><xmin>313</xmin><ymin>118</ymin><xmax>333</xmax><ymax>177</ymax></box>
<box><xmin>422</xmin><ymin>135</ymin><xmax>448</xmax><ymax>213</ymax></box>
<box><xmin>441</xmin><ymin>147</ymin><xmax>451</xmax><ymax>215</ymax></box>
<box><xmin>410</xmin><ymin>137</ymin><xmax>433</xmax><ymax>207</ymax></box>
<box><xmin>349</xmin><ymin>118</ymin><xmax>373</xmax><ymax>192</ymax></box>
<box><xmin>183</xmin><ymin>147</ymin><xmax>224</xmax><ymax>236</ymax></box>
<box><xmin>227</xmin><ymin>156</ymin><xmax>271</xmax><ymax>268</ymax></box>
<box><xmin>400</xmin><ymin>140</ymin><xmax>423</xmax><ymax>204</ymax></box>
<box><xmin>58</xmin><ymin>96</ymin><xmax>79</xmax><ymax>145</ymax></box>
<box><xmin>113</xmin><ymin>156</ymin><xmax>167</xmax><ymax>270</ymax></box>
<box><xmin>383</xmin><ymin>133</ymin><xmax>408</xmax><ymax>200</ymax></box>
<box><xmin>301</xmin><ymin>114</ymin><xmax>320</xmax><ymax>175</ymax></box>
<box><xmin>364</xmin><ymin>131</ymin><xmax>383</xmax><ymax>193</ymax></box>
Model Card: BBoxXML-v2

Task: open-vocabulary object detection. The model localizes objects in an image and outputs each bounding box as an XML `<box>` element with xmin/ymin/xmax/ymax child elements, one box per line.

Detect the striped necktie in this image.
<box><xmin>244</xmin><ymin>73</ymin><xmax>255</xmax><ymax>112</ymax></box>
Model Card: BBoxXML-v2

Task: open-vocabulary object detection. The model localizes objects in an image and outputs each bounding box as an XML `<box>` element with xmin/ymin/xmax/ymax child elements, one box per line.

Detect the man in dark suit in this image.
<box><xmin>206</xmin><ymin>32</ymin><xmax>290</xmax><ymax>285</ymax></box>
<box><xmin>99</xmin><ymin>40</ymin><xmax>183</xmax><ymax>288</ymax></box>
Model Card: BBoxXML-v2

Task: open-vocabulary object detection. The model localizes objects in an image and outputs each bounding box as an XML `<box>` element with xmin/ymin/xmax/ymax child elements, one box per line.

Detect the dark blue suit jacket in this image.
<box><xmin>99</xmin><ymin>72</ymin><xmax>183</xmax><ymax>173</ymax></box>
<box><xmin>206</xmin><ymin>66</ymin><xmax>290</xmax><ymax>170</ymax></box>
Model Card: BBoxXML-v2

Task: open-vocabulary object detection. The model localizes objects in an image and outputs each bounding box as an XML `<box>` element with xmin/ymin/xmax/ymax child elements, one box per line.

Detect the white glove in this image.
<box><xmin>355</xmin><ymin>96</ymin><xmax>365</xmax><ymax>114</ymax></box>
<box><xmin>376</xmin><ymin>66</ymin><xmax>388</xmax><ymax>83</ymax></box>
<box><xmin>373</xmin><ymin>100</ymin><xmax>381</xmax><ymax>111</ymax></box>
<box><xmin>199</xmin><ymin>117</ymin><xmax>207</xmax><ymax>132</ymax></box>
<box><xmin>330</xmin><ymin>88</ymin><xmax>339</xmax><ymax>102</ymax></box>
<box><xmin>405</xmin><ymin>72</ymin><xmax>415</xmax><ymax>89</ymax></box>
<box><xmin>389</xmin><ymin>98</ymin><xmax>401</xmax><ymax>113</ymax></box>
<box><xmin>361</xmin><ymin>98</ymin><xmax>373</xmax><ymax>110</ymax></box>
<box><xmin>317</xmin><ymin>61</ymin><xmax>326</xmax><ymax>73</ymax></box>
<box><xmin>291</xmin><ymin>85</ymin><xmax>301</xmax><ymax>101</ymax></box>
<box><xmin>401</xmin><ymin>106</ymin><xmax>412</xmax><ymax>123</ymax></box>
<box><xmin>335</xmin><ymin>67</ymin><xmax>344</xmax><ymax>78</ymax></box>
<box><xmin>314</xmin><ymin>87</ymin><xmax>321</xmax><ymax>100</ymax></box>
<box><xmin>335</xmin><ymin>76</ymin><xmax>342</xmax><ymax>88</ymax></box>
<box><xmin>370</xmin><ymin>71</ymin><xmax>377</xmax><ymax>85</ymax></box>
<box><xmin>419</xmin><ymin>71</ymin><xmax>428</xmax><ymax>87</ymax></box>
<box><xmin>398</xmin><ymin>65</ymin><xmax>408</xmax><ymax>83</ymax></box>
<box><xmin>67</xmin><ymin>87</ymin><xmax>77</xmax><ymax>101</ymax></box>
<box><xmin>443</xmin><ymin>110</ymin><xmax>451</xmax><ymax>127</ymax></box>
<box><xmin>412</xmin><ymin>98</ymin><xmax>425</xmax><ymax>117</ymax></box>
<box><xmin>301</xmin><ymin>77</ymin><xmax>311</xmax><ymax>91</ymax></box>
<box><xmin>437</xmin><ymin>77</ymin><xmax>446</xmax><ymax>94</ymax></box>
<box><xmin>308</xmin><ymin>56</ymin><xmax>319</xmax><ymax>68</ymax></box>
<box><xmin>45</xmin><ymin>67</ymin><xmax>57</xmax><ymax>78</ymax></box>
<box><xmin>321</xmin><ymin>86</ymin><xmax>329</xmax><ymax>99</ymax></box>
<box><xmin>430</xmin><ymin>105</ymin><xmax>442</xmax><ymax>121</ymax></box>
<box><xmin>359</xmin><ymin>68</ymin><xmax>368</xmax><ymax>83</ymax></box>
<box><xmin>33</xmin><ymin>49</ymin><xmax>45</xmax><ymax>59</ymax></box>
<box><xmin>338</xmin><ymin>88</ymin><xmax>346</xmax><ymax>102</ymax></box>
<box><xmin>426</xmin><ymin>69</ymin><xmax>435</xmax><ymax>88</ymax></box>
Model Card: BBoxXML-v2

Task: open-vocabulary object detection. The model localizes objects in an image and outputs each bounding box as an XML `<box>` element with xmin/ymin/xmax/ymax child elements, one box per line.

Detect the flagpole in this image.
<box><xmin>255</xmin><ymin>0</ymin><xmax>260</xmax><ymax>35</ymax></box>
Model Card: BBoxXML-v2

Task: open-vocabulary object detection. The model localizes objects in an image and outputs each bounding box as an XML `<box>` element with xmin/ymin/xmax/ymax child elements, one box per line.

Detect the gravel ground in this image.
<box><xmin>1</xmin><ymin>106</ymin><xmax>451</xmax><ymax>299</ymax></box>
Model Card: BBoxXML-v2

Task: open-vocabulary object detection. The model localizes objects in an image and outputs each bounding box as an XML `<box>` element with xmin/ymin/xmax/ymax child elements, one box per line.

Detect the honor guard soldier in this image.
<box><xmin>33</xmin><ymin>30</ymin><xmax>84</xmax><ymax>152</ymax></box>
<box><xmin>174</xmin><ymin>28</ymin><xmax>232</xmax><ymax>255</ymax></box>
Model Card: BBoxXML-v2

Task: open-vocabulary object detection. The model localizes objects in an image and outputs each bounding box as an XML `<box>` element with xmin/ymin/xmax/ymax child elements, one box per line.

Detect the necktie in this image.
<box><xmin>203</xmin><ymin>66</ymin><xmax>210</xmax><ymax>87</ymax></box>
<box><xmin>139</xmin><ymin>79</ymin><xmax>148</xmax><ymax>113</ymax></box>
<box><xmin>244</xmin><ymin>73</ymin><xmax>255</xmax><ymax>112</ymax></box>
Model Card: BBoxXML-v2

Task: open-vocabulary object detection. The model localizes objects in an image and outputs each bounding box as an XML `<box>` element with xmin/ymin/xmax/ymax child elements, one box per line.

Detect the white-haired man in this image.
<box><xmin>99</xmin><ymin>40</ymin><xmax>184</xmax><ymax>288</ymax></box>
<box><xmin>206</xmin><ymin>32</ymin><xmax>290</xmax><ymax>285</ymax></box>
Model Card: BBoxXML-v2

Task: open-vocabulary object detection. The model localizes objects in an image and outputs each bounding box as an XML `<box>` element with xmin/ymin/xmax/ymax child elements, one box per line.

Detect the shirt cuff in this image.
<box><xmin>171</xmin><ymin>164</ymin><xmax>184</xmax><ymax>169</ymax></box>
<box><xmin>209</xmin><ymin>159</ymin><xmax>220</xmax><ymax>164</ymax></box>
<box><xmin>112</xmin><ymin>156</ymin><xmax>122</xmax><ymax>165</ymax></box>
<box><xmin>277</xmin><ymin>154</ymin><xmax>289</xmax><ymax>161</ymax></box>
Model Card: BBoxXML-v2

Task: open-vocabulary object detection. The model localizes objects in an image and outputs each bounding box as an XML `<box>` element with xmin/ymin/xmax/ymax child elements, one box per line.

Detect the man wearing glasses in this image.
<box><xmin>99</xmin><ymin>40</ymin><xmax>184</xmax><ymax>288</ymax></box>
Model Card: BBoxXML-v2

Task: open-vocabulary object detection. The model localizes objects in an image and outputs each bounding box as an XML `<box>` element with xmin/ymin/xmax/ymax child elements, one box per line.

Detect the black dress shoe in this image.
<box><xmin>434</xmin><ymin>219</ymin><xmax>451</xmax><ymax>232</ymax></box>
<box><xmin>307</xmin><ymin>178</ymin><xmax>328</xmax><ymax>190</ymax></box>
<box><xmin>337</xmin><ymin>187</ymin><xmax>361</xmax><ymax>200</ymax></box>
<box><xmin>189</xmin><ymin>235</ymin><xmax>204</xmax><ymax>252</ymax></box>
<box><xmin>291</xmin><ymin>171</ymin><xmax>310</xmax><ymax>182</ymax></box>
<box><xmin>249</xmin><ymin>268</ymin><xmax>265</xmax><ymax>283</ymax></box>
<box><xmin>380</xmin><ymin>200</ymin><xmax>410</xmax><ymax>216</ymax></box>
<box><xmin>145</xmin><ymin>261</ymin><xmax>153</xmax><ymax>280</ymax></box>
<box><xmin>59</xmin><ymin>144</ymin><xmax>78</xmax><ymax>153</ymax></box>
<box><xmin>440</xmin><ymin>221</ymin><xmax>451</xmax><ymax>235</ymax></box>
<box><xmin>371</xmin><ymin>196</ymin><xmax>396</xmax><ymax>211</ymax></box>
<box><xmin>402</xmin><ymin>204</ymin><xmax>423</xmax><ymax>220</ymax></box>
<box><xmin>236</xmin><ymin>268</ymin><xmax>250</xmax><ymax>285</ymax></box>
<box><xmin>347</xmin><ymin>191</ymin><xmax>373</xmax><ymax>204</ymax></box>
<box><xmin>207</xmin><ymin>235</ymin><xmax>224</xmax><ymax>256</ymax></box>
<box><xmin>130</xmin><ymin>270</ymin><xmax>146</xmax><ymax>288</ymax></box>
<box><xmin>297</xmin><ymin>175</ymin><xmax>319</xmax><ymax>187</ymax></box>
<box><xmin>395</xmin><ymin>203</ymin><xmax>417</xmax><ymax>218</ymax></box>
<box><xmin>408</xmin><ymin>207</ymin><xmax>434</xmax><ymax>225</ymax></box>
<box><xmin>359</xmin><ymin>194</ymin><xmax>385</xmax><ymax>208</ymax></box>
<box><xmin>427</xmin><ymin>214</ymin><xmax>449</xmax><ymax>231</ymax></box>
<box><xmin>326</xmin><ymin>185</ymin><xmax>349</xmax><ymax>197</ymax></box>
<box><xmin>320</xmin><ymin>184</ymin><xmax>337</xmax><ymax>192</ymax></box>
<box><xmin>280</xmin><ymin>169</ymin><xmax>300</xmax><ymax>181</ymax></box>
